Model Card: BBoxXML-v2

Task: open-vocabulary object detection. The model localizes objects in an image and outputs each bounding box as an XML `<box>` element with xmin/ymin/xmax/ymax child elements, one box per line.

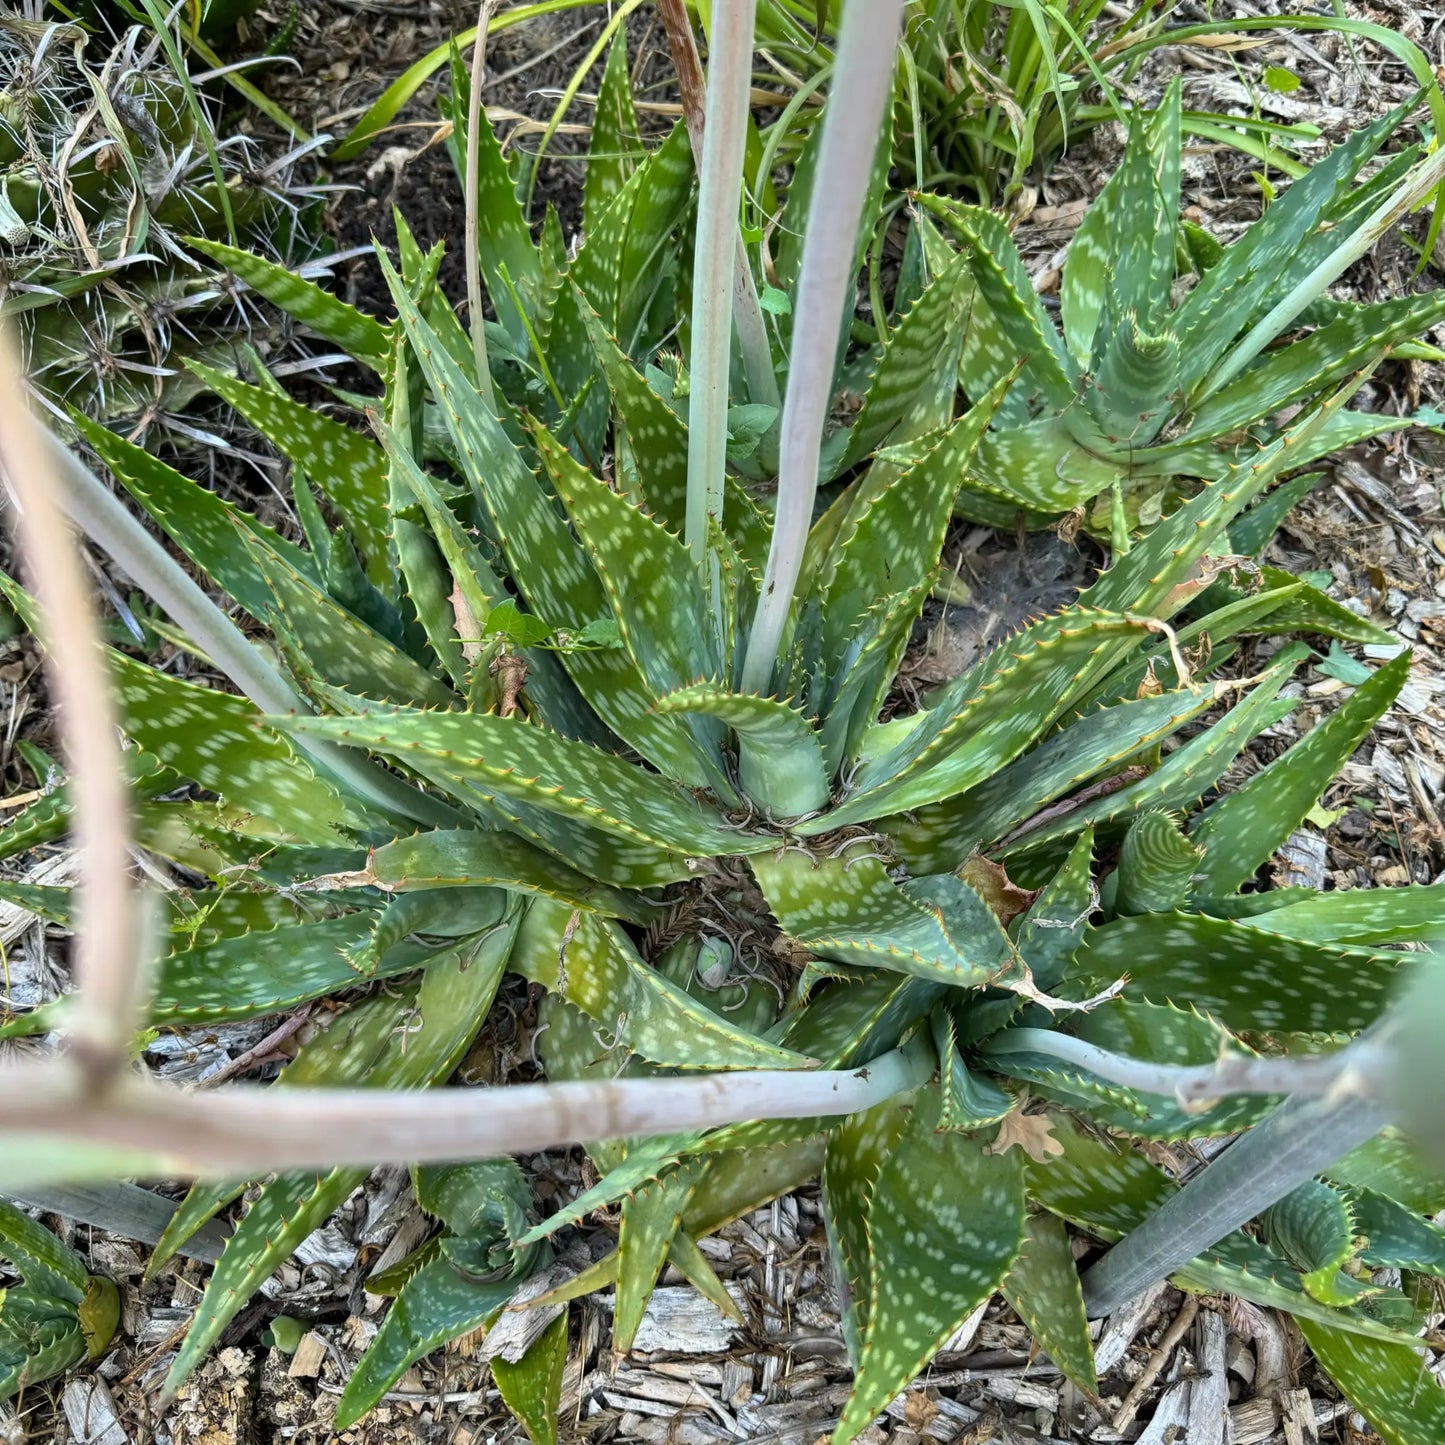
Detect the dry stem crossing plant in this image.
<box><xmin>3</xmin><ymin>2</ymin><xmax>1445</xmax><ymax>1439</ymax></box>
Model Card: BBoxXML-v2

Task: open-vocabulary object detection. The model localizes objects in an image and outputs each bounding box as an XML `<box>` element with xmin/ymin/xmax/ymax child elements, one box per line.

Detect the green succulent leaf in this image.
<box><xmin>584</xmin><ymin>31</ymin><xmax>642</xmax><ymax>229</ymax></box>
<box><xmin>1261</xmin><ymin>1181</ymin><xmax>1375</xmax><ymax>1307</ymax></box>
<box><xmin>1202</xmin><ymin>880</ymin><xmax>1445</xmax><ymax>947</ymax></box>
<box><xmin>0</xmin><ymin>1201</ymin><xmax>88</xmax><ymax>1305</ymax></box>
<box><xmin>511</xmin><ymin>898</ymin><xmax>811</xmax><ymax>1070</ymax></box>
<box><xmin>1297</xmin><ymin>1321</ymin><xmax>1445</xmax><ymax>1445</ymax></box>
<box><xmin>492</xmin><ymin>1308</ymin><xmax>569</xmax><ymax>1445</ymax></box>
<box><xmin>193</xmin><ymin>363</ymin><xmax>393</xmax><ymax>580</ymax></box>
<box><xmin>1189</xmin><ymin>651</ymin><xmax>1409</xmax><ymax>894</ymax></box>
<box><xmin>283</xmin><ymin>706</ymin><xmax>762</xmax><ymax>856</ymax></box>
<box><xmin>186</xmin><ymin>237</ymin><xmax>391</xmax><ymax>368</ymax></box>
<box><xmin>367</xmin><ymin>827</ymin><xmax>652</xmax><ymax>921</ymax></box>
<box><xmin>833</xmin><ymin>1090</ymin><xmax>1027</xmax><ymax>1445</ymax></box>
<box><xmin>1343</xmin><ymin>1186</ymin><xmax>1445</xmax><ymax>1272</ymax></box>
<box><xmin>614</xmin><ymin>1164</ymin><xmax>703</xmax><ymax>1354</ymax></box>
<box><xmin>1114</xmin><ymin>811</ymin><xmax>1201</xmax><ymax>915</ymax></box>
<box><xmin>1074</xmin><ymin>912</ymin><xmax>1402</xmax><ymax>1036</ymax></box>
<box><xmin>1325</xmin><ymin>1132</ymin><xmax>1445</xmax><ymax>1217</ymax></box>
<box><xmin>1001</xmin><ymin>1211</ymin><xmax>1097</xmax><ymax>1393</ymax></box>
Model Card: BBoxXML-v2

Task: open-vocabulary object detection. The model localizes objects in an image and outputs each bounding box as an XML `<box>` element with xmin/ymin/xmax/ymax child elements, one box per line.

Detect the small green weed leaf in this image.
<box><xmin>77</xmin><ymin>415</ymin><xmax>315</xmax><ymax>618</ymax></box>
<box><xmin>835</xmin><ymin>1093</ymin><xmax>1026</xmax><ymax>1445</ymax></box>
<box><xmin>751</xmin><ymin>851</ymin><xmax>1002</xmax><ymax>986</ymax></box>
<box><xmin>369</xmin><ymin>827</ymin><xmax>651</xmax><ymax>920</ymax></box>
<box><xmin>1298</xmin><ymin>1320</ymin><xmax>1445</xmax><ymax>1445</ymax></box>
<box><xmin>1114</xmin><ymin>811</ymin><xmax>1201</xmax><ymax>915</ymax></box>
<box><xmin>335</xmin><ymin>1257</ymin><xmax>519</xmax><ymax>1428</ymax></box>
<box><xmin>823</xmin><ymin>610</ymin><xmax>1150</xmax><ymax>826</ymax></box>
<box><xmin>110</xmin><ymin>653</ymin><xmax>350</xmax><ymax>843</ymax></box>
<box><xmin>1001</xmin><ymin>1211</ymin><xmax>1097</xmax><ymax>1392</ymax></box>
<box><xmin>187</xmin><ymin>237</ymin><xmax>390</xmax><ymax>367</ymax></box>
<box><xmin>837</xmin><ymin>249</ymin><xmax>973</xmax><ymax>471</ymax></box>
<box><xmin>194</xmin><ymin>363</ymin><xmax>392</xmax><ymax>579</ymax></box>
<box><xmin>492</xmin><ymin>1308</ymin><xmax>569</xmax><ymax>1445</ymax></box>
<box><xmin>614</xmin><ymin>1164</ymin><xmax>702</xmax><ymax>1354</ymax></box>
<box><xmin>654</xmin><ymin>684</ymin><xmax>829</xmax><ymax>819</ymax></box>
<box><xmin>511</xmin><ymin>899</ymin><xmax>810</xmax><ymax>1070</ymax></box>
<box><xmin>1261</xmin><ymin>1182</ymin><xmax>1374</xmax><ymax>1307</ymax></box>
<box><xmin>1074</xmin><ymin>912</ymin><xmax>1402</xmax><ymax>1036</ymax></box>
<box><xmin>0</xmin><ymin>1201</ymin><xmax>87</xmax><ymax>1305</ymax></box>
<box><xmin>585</xmin><ymin>31</ymin><xmax>641</xmax><ymax>229</ymax></box>
<box><xmin>284</xmin><ymin>707</ymin><xmax>760</xmax><ymax>856</ymax></box>
<box><xmin>1190</xmin><ymin>652</ymin><xmax>1409</xmax><ymax>894</ymax></box>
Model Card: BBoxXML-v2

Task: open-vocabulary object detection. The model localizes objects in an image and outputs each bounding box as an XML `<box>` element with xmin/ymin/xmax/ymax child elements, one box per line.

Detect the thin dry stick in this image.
<box><xmin>0</xmin><ymin>1045</ymin><xmax>929</xmax><ymax>1179</ymax></box>
<box><xmin>465</xmin><ymin>0</ymin><xmax>502</xmax><ymax>410</ymax></box>
<box><xmin>1112</xmin><ymin>1295</ymin><xmax>1200</xmax><ymax>1432</ymax></box>
<box><xmin>0</xmin><ymin>327</ymin><xmax>140</xmax><ymax>1083</ymax></box>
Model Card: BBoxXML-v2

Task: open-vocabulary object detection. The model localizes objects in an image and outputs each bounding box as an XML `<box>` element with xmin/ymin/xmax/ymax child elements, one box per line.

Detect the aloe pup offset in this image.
<box><xmin>2</xmin><ymin>3</ymin><xmax>1445</xmax><ymax>1441</ymax></box>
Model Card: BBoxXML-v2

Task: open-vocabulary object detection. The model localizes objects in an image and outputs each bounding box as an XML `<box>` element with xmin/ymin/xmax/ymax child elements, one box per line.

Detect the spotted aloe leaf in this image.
<box><xmin>1075</xmin><ymin>912</ymin><xmax>1402</xmax><ymax>1037</ymax></box>
<box><xmin>654</xmin><ymin>684</ymin><xmax>829</xmax><ymax>819</ymax></box>
<box><xmin>779</xmin><ymin>972</ymin><xmax>945</xmax><ymax>1070</ymax></box>
<box><xmin>614</xmin><ymin>1163</ymin><xmax>703</xmax><ymax>1353</ymax></box>
<box><xmin>752</xmin><ymin>850</ymin><xmax>1006</xmax><ymax>985</ymax></box>
<box><xmin>1260</xmin><ymin>1182</ymin><xmax>1376</xmax><ymax>1307</ymax></box>
<box><xmin>346</xmin><ymin>887</ymin><xmax>506</xmax><ymax>975</ymax></box>
<box><xmin>164</xmin><ymin>920</ymin><xmax>517</xmax><ymax>1396</ymax></box>
<box><xmin>1000</xmin><ymin>1211</ymin><xmax>1096</xmax><ymax>1393</ymax></box>
<box><xmin>0</xmin><ymin>1200</ymin><xmax>87</xmax><ymax>1306</ymax></box>
<box><xmin>819</xmin><ymin>609</ymin><xmax>1151</xmax><ymax>827</ymax></box>
<box><xmin>889</xmin><ymin>684</ymin><xmax>1214</xmax><ymax>872</ymax></box>
<box><xmin>367</xmin><ymin>827</ymin><xmax>652</xmax><ymax>921</ymax></box>
<box><xmin>1113</xmin><ymin>811</ymin><xmax>1200</xmax><ymax>915</ymax></box>
<box><xmin>1247</xmin><ymin>566</ymin><xmax>1393</xmax><ymax>647</ymax></box>
<box><xmin>832</xmin><ymin>1089</ymin><xmax>1027</xmax><ymax>1445</ymax></box>
<box><xmin>76</xmin><ymin>415</ymin><xmax>316</xmax><ymax>618</ymax></box>
<box><xmin>932</xmin><ymin>1007</ymin><xmax>1011</xmax><ymax>1130</ymax></box>
<box><xmin>383</xmin><ymin>258</ymin><xmax>714</xmax><ymax>789</ymax></box>
<box><xmin>1298</xmin><ymin>1321</ymin><xmax>1445</xmax><ymax>1445</ymax></box>
<box><xmin>920</xmin><ymin>197</ymin><xmax>1080</xmax><ymax>412</ymax></box>
<box><xmin>250</xmin><ymin>546</ymin><xmax>453</xmax><ymax>708</ymax></box>
<box><xmin>1342</xmin><ymin>1186</ymin><xmax>1445</xmax><ymax>1271</ymax></box>
<box><xmin>1002</xmin><ymin>659</ymin><xmax>1301</xmax><ymax>862</ymax></box>
<box><xmin>834</xmin><ymin>248</ymin><xmax>973</xmax><ymax>472</ymax></box>
<box><xmin>1202</xmin><ymin>880</ymin><xmax>1445</xmax><ymax>947</ymax></box>
<box><xmin>1169</xmin><ymin>106</ymin><xmax>1405</xmax><ymax>397</ymax></box>
<box><xmin>492</xmin><ymin>1308</ymin><xmax>569</xmax><ymax>1445</ymax></box>
<box><xmin>510</xmin><ymin>898</ymin><xmax>811</xmax><ymax>1070</ymax></box>
<box><xmin>584</xmin><ymin>31</ymin><xmax>642</xmax><ymax>229</ymax></box>
<box><xmin>187</xmin><ymin>237</ymin><xmax>391</xmax><ymax>369</ymax></box>
<box><xmin>333</xmin><ymin>1255</ymin><xmax>522</xmax><ymax>1430</ymax></box>
<box><xmin>1189</xmin><ymin>651</ymin><xmax>1408</xmax><ymax>895</ymax></box>
<box><xmin>1183</xmin><ymin>290</ymin><xmax>1445</xmax><ymax>447</ymax></box>
<box><xmin>106</xmin><ymin>651</ymin><xmax>351</xmax><ymax>843</ymax></box>
<box><xmin>283</xmin><ymin>706</ymin><xmax>763</xmax><ymax>857</ymax></box>
<box><xmin>531</xmin><ymin>423</ymin><xmax>723</xmax><ymax>698</ymax></box>
<box><xmin>1325</xmin><ymin>1132</ymin><xmax>1445</xmax><ymax>1217</ymax></box>
<box><xmin>191</xmin><ymin>363</ymin><xmax>392</xmax><ymax>580</ymax></box>
<box><xmin>820</xmin><ymin>374</ymin><xmax>1010</xmax><ymax>668</ymax></box>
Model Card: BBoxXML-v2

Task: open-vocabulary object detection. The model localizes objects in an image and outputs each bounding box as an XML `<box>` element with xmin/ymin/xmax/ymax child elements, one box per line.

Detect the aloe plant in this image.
<box><xmin>0</xmin><ymin>1200</ymin><xmax>118</xmax><ymax>1401</ymax></box>
<box><xmin>3</xmin><ymin>9</ymin><xmax>1445</xmax><ymax>1443</ymax></box>
<box><xmin>920</xmin><ymin>84</ymin><xmax>1445</xmax><ymax>543</ymax></box>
